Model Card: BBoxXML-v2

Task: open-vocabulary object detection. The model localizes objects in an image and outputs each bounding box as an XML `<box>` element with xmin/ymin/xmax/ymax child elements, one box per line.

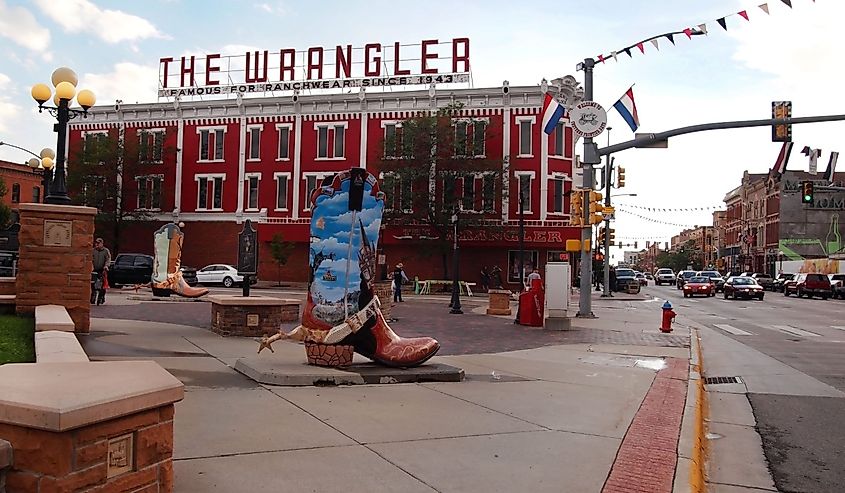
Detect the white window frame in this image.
<box><xmin>481</xmin><ymin>172</ymin><xmax>497</xmax><ymax>213</ymax></box>
<box><xmin>314</xmin><ymin>122</ymin><xmax>349</xmax><ymax>161</ymax></box>
<box><xmin>135</xmin><ymin>174</ymin><xmax>164</xmax><ymax>211</ymax></box>
<box><xmin>275</xmin><ymin>123</ymin><xmax>292</xmax><ymax>161</ymax></box>
<box><xmin>244</xmin><ymin>172</ymin><xmax>261</xmax><ymax>211</ymax></box>
<box><xmin>514</xmin><ymin>171</ymin><xmax>535</xmax><ymax>214</ymax></box>
<box><xmin>516</xmin><ymin>116</ymin><xmax>536</xmax><ymax>158</ymax></box>
<box><xmin>273</xmin><ymin>172</ymin><xmax>291</xmax><ymax>211</ymax></box>
<box><xmin>459</xmin><ymin>173</ymin><xmax>482</xmax><ymax>213</ymax></box>
<box><xmin>81</xmin><ymin>130</ymin><xmax>109</xmax><ymax>165</ymax></box>
<box><xmin>452</xmin><ymin>118</ymin><xmax>490</xmax><ymax>159</ymax></box>
<box><xmin>138</xmin><ymin>128</ymin><xmax>165</xmax><ymax>163</ymax></box>
<box><xmin>302</xmin><ymin>172</ymin><xmax>335</xmax><ymax>211</ymax></box>
<box><xmin>551</xmin><ymin>177</ymin><xmax>565</xmax><ymax>214</ymax></box>
<box><xmin>471</xmin><ymin>118</ymin><xmax>489</xmax><ymax>158</ymax></box>
<box><xmin>247</xmin><ymin>125</ymin><xmax>263</xmax><ymax>162</ymax></box>
<box><xmin>196</xmin><ymin>125</ymin><xmax>228</xmax><ymax>163</ymax></box>
<box><xmin>550</xmin><ymin>122</ymin><xmax>565</xmax><ymax>158</ymax></box>
<box><xmin>381</xmin><ymin>120</ymin><xmax>402</xmax><ymax>159</ymax></box>
<box><xmin>195</xmin><ymin>173</ymin><xmax>226</xmax><ymax>211</ymax></box>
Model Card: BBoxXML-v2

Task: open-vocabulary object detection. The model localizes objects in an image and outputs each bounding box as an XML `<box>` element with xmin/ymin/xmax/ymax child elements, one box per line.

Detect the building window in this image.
<box><xmin>316</xmin><ymin>124</ymin><xmax>347</xmax><ymax>159</ymax></box>
<box><xmin>515</xmin><ymin>173</ymin><xmax>533</xmax><ymax>213</ymax></box>
<box><xmin>277</xmin><ymin>125</ymin><xmax>290</xmax><ymax>160</ymax></box>
<box><xmin>551</xmin><ymin>122</ymin><xmax>564</xmax><ymax>157</ymax></box>
<box><xmin>482</xmin><ymin>174</ymin><xmax>495</xmax><ymax>212</ymax></box>
<box><xmin>518</xmin><ymin>119</ymin><xmax>534</xmax><ymax>156</ymax></box>
<box><xmin>443</xmin><ymin>174</ymin><xmax>457</xmax><ymax>211</ymax></box>
<box><xmin>81</xmin><ymin>176</ymin><xmax>105</xmax><ymax>208</ymax></box>
<box><xmin>472</xmin><ymin>121</ymin><xmax>487</xmax><ymax>157</ymax></box>
<box><xmin>32</xmin><ymin>187</ymin><xmax>40</xmax><ymax>203</ymax></box>
<box><xmin>454</xmin><ymin>121</ymin><xmax>469</xmax><ymax>157</ymax></box>
<box><xmin>10</xmin><ymin>184</ymin><xmax>19</xmax><ymax>203</ymax></box>
<box><xmin>461</xmin><ymin>175</ymin><xmax>475</xmax><ymax>211</ymax></box>
<box><xmin>136</xmin><ymin>175</ymin><xmax>163</xmax><ymax>210</ymax></box>
<box><xmin>246</xmin><ymin>174</ymin><xmax>259</xmax><ymax>210</ymax></box>
<box><xmin>197</xmin><ymin>175</ymin><xmax>224</xmax><ymax>210</ymax></box>
<box><xmin>248</xmin><ymin>127</ymin><xmax>261</xmax><ymax>160</ymax></box>
<box><xmin>384</xmin><ymin>123</ymin><xmax>400</xmax><ymax>158</ymax></box>
<box><xmin>275</xmin><ymin>174</ymin><xmax>289</xmax><ymax>210</ymax></box>
<box><xmin>303</xmin><ymin>174</ymin><xmax>333</xmax><ymax>211</ymax></box>
<box><xmin>138</xmin><ymin>130</ymin><xmax>164</xmax><ymax>163</ymax></box>
<box><xmin>553</xmin><ymin>178</ymin><xmax>564</xmax><ymax>213</ymax></box>
<box><xmin>382</xmin><ymin>174</ymin><xmax>412</xmax><ymax>212</ymax></box>
<box><xmin>82</xmin><ymin>131</ymin><xmax>109</xmax><ymax>164</ymax></box>
<box><xmin>198</xmin><ymin>128</ymin><xmax>225</xmax><ymax>161</ymax></box>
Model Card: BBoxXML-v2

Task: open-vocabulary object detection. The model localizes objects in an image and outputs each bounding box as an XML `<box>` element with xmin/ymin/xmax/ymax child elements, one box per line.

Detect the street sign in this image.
<box><xmin>602</xmin><ymin>206</ymin><xmax>615</xmax><ymax>215</ymax></box>
<box><xmin>570</xmin><ymin>101</ymin><xmax>608</xmax><ymax>139</ymax></box>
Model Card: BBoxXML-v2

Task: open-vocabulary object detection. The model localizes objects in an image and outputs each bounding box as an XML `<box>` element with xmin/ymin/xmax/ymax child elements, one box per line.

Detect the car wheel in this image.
<box><xmin>759</xmin><ymin>294</ymin><xmax>764</xmax><ymax>301</ymax></box>
<box><xmin>723</xmin><ymin>291</ymin><xmax>729</xmax><ymax>300</ymax></box>
<box><xmin>223</xmin><ymin>276</ymin><xmax>234</xmax><ymax>288</ymax></box>
<box><xmin>822</xmin><ymin>295</ymin><xmax>829</xmax><ymax>300</ymax></box>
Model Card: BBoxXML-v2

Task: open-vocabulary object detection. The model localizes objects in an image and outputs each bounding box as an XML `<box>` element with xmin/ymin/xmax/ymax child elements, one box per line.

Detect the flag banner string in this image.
<box><xmin>614</xmin><ymin>203</ymin><xmax>724</xmax><ymax>212</ymax></box>
<box><xmin>594</xmin><ymin>1</ymin><xmax>811</xmax><ymax>64</ymax></box>
<box><xmin>616</xmin><ymin>207</ymin><xmax>701</xmax><ymax>228</ymax></box>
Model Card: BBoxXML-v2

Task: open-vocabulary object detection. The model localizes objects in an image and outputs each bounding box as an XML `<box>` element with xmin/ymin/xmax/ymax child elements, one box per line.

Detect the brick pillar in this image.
<box><xmin>15</xmin><ymin>203</ymin><xmax>97</xmax><ymax>333</ymax></box>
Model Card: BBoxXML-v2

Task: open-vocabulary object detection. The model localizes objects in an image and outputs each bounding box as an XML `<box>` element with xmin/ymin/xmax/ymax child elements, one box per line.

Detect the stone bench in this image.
<box><xmin>35</xmin><ymin>304</ymin><xmax>75</xmax><ymax>332</ymax></box>
<box><xmin>35</xmin><ymin>330</ymin><xmax>89</xmax><ymax>363</ymax></box>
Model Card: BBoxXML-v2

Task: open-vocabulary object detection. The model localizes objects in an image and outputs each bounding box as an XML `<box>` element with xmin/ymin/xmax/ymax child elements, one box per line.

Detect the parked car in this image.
<box><xmin>645</xmin><ymin>273</ymin><xmax>655</xmax><ymax>281</ymax></box>
<box><xmin>697</xmin><ymin>271</ymin><xmax>725</xmax><ymax>292</ymax></box>
<box><xmin>614</xmin><ymin>268</ymin><xmax>640</xmax><ymax>293</ymax></box>
<box><xmin>676</xmin><ymin>270</ymin><xmax>698</xmax><ymax>289</ymax></box>
<box><xmin>683</xmin><ymin>276</ymin><xmax>715</xmax><ymax>298</ymax></box>
<box><xmin>108</xmin><ymin>253</ymin><xmax>198</xmax><ymax>288</ymax></box>
<box><xmin>655</xmin><ymin>268</ymin><xmax>675</xmax><ymax>286</ymax></box>
<box><xmin>0</xmin><ymin>251</ymin><xmax>17</xmax><ymax>277</ymax></box>
<box><xmin>723</xmin><ymin>276</ymin><xmax>764</xmax><ymax>300</ymax></box>
<box><xmin>828</xmin><ymin>274</ymin><xmax>845</xmax><ymax>295</ymax></box>
<box><xmin>749</xmin><ymin>273</ymin><xmax>774</xmax><ymax>291</ymax></box>
<box><xmin>784</xmin><ymin>273</ymin><xmax>831</xmax><ymax>299</ymax></box>
<box><xmin>833</xmin><ymin>278</ymin><xmax>845</xmax><ymax>300</ymax></box>
<box><xmin>772</xmin><ymin>273</ymin><xmax>794</xmax><ymax>293</ymax></box>
<box><xmin>196</xmin><ymin>264</ymin><xmax>258</xmax><ymax>288</ymax></box>
<box><xmin>635</xmin><ymin>272</ymin><xmax>647</xmax><ymax>286</ymax></box>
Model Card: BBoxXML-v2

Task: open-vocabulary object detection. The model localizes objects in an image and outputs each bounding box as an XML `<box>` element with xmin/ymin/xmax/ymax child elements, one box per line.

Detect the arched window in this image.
<box><xmin>11</xmin><ymin>183</ymin><xmax>20</xmax><ymax>203</ymax></box>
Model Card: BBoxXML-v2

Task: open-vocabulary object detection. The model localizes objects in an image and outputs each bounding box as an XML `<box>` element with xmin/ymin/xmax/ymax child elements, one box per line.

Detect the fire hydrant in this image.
<box><xmin>660</xmin><ymin>301</ymin><xmax>676</xmax><ymax>333</ymax></box>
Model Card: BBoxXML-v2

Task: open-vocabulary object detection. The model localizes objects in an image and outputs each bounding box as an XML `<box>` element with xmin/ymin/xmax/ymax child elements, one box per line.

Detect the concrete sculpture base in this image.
<box><xmin>486</xmin><ymin>289</ymin><xmax>513</xmax><ymax>315</ymax></box>
<box><xmin>209</xmin><ymin>295</ymin><xmax>300</xmax><ymax>337</ymax></box>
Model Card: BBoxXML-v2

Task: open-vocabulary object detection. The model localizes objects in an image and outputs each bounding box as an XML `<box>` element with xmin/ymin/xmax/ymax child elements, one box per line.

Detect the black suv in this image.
<box><xmin>697</xmin><ymin>271</ymin><xmax>725</xmax><ymax>292</ymax></box>
<box><xmin>676</xmin><ymin>270</ymin><xmax>698</xmax><ymax>289</ymax></box>
<box><xmin>772</xmin><ymin>273</ymin><xmax>794</xmax><ymax>292</ymax></box>
<box><xmin>108</xmin><ymin>253</ymin><xmax>198</xmax><ymax>288</ymax></box>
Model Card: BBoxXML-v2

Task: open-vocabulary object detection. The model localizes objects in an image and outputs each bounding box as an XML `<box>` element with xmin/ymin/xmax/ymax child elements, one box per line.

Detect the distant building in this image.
<box><xmin>0</xmin><ymin>160</ymin><xmax>44</xmax><ymax>209</ymax></box>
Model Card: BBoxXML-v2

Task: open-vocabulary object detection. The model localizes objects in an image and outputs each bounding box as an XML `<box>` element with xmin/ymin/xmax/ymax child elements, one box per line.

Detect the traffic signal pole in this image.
<box><xmin>577</xmin><ymin>58</ymin><xmax>599</xmax><ymax>318</ymax></box>
<box><xmin>602</xmin><ymin>154</ymin><xmax>612</xmax><ymax>297</ymax></box>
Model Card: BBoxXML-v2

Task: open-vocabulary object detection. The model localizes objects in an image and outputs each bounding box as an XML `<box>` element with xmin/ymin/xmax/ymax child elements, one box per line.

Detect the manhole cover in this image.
<box><xmin>705</xmin><ymin>376</ymin><xmax>742</xmax><ymax>385</ymax></box>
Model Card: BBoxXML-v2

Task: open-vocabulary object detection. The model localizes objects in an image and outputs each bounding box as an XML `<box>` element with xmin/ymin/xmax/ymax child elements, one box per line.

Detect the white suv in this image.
<box><xmin>655</xmin><ymin>268</ymin><xmax>676</xmax><ymax>286</ymax></box>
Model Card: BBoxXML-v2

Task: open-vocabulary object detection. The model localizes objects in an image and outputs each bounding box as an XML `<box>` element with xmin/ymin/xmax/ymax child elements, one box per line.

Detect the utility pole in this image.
<box><xmin>602</xmin><ymin>128</ymin><xmax>613</xmax><ymax>297</ymax></box>
<box><xmin>577</xmin><ymin>58</ymin><xmax>599</xmax><ymax>318</ymax></box>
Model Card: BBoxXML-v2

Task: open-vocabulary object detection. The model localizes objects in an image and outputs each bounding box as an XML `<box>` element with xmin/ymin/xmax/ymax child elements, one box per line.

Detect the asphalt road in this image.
<box><xmin>644</xmin><ymin>282</ymin><xmax>845</xmax><ymax>493</ymax></box>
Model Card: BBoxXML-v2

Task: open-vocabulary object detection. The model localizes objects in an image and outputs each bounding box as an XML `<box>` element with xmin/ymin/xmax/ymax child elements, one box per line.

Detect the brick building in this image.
<box><xmin>0</xmin><ymin>160</ymin><xmax>45</xmax><ymax>210</ymax></box>
<box><xmin>67</xmin><ymin>84</ymin><xmax>582</xmax><ymax>287</ymax></box>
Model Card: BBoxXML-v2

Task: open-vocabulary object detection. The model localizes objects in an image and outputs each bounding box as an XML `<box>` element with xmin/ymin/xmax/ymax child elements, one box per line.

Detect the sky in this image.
<box><xmin>0</xmin><ymin>0</ymin><xmax>840</xmax><ymax>260</ymax></box>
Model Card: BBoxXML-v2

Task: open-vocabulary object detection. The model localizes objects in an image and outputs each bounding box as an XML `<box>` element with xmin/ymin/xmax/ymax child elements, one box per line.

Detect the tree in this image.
<box><xmin>376</xmin><ymin>103</ymin><xmax>508</xmax><ymax>278</ymax></box>
<box><xmin>0</xmin><ymin>177</ymin><xmax>11</xmax><ymax>229</ymax></box>
<box><xmin>268</xmin><ymin>233</ymin><xmax>295</xmax><ymax>286</ymax></box>
<box><xmin>68</xmin><ymin>129</ymin><xmax>175</xmax><ymax>253</ymax></box>
<box><xmin>655</xmin><ymin>240</ymin><xmax>703</xmax><ymax>273</ymax></box>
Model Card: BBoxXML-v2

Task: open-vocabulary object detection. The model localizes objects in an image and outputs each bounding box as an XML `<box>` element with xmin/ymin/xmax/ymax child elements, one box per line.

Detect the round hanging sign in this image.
<box><xmin>570</xmin><ymin>101</ymin><xmax>608</xmax><ymax>139</ymax></box>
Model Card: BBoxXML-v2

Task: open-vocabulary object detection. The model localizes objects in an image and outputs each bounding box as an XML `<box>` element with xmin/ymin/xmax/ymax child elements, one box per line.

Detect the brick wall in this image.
<box><xmin>15</xmin><ymin>204</ymin><xmax>96</xmax><ymax>333</ymax></box>
<box><xmin>1</xmin><ymin>404</ymin><xmax>174</xmax><ymax>493</ymax></box>
<box><xmin>210</xmin><ymin>301</ymin><xmax>300</xmax><ymax>337</ymax></box>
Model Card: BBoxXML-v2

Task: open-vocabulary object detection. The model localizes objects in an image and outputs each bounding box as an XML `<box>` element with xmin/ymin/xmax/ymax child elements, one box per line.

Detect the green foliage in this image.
<box><xmin>0</xmin><ymin>315</ymin><xmax>35</xmax><ymax>364</ymax></box>
<box><xmin>269</xmin><ymin>233</ymin><xmax>295</xmax><ymax>286</ymax></box>
<box><xmin>377</xmin><ymin>103</ymin><xmax>508</xmax><ymax>277</ymax></box>
<box><xmin>655</xmin><ymin>240</ymin><xmax>703</xmax><ymax>272</ymax></box>
<box><xmin>0</xmin><ymin>176</ymin><xmax>11</xmax><ymax>229</ymax></box>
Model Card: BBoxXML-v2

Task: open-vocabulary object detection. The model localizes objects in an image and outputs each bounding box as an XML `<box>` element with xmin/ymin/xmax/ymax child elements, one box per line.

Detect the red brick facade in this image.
<box><xmin>0</xmin><ymin>160</ymin><xmax>44</xmax><ymax>209</ymax></box>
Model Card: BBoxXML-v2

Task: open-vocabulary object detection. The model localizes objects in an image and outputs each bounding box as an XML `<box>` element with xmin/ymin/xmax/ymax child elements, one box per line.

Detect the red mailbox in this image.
<box><xmin>518</xmin><ymin>279</ymin><xmax>545</xmax><ymax>327</ymax></box>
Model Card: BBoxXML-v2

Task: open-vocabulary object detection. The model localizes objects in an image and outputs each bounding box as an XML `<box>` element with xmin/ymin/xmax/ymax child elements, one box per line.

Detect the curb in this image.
<box><xmin>688</xmin><ymin>328</ymin><xmax>708</xmax><ymax>492</ymax></box>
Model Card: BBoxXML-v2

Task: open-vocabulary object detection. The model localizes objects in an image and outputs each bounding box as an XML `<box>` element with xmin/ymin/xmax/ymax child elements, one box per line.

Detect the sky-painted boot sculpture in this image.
<box><xmin>259</xmin><ymin>168</ymin><xmax>440</xmax><ymax>367</ymax></box>
<box><xmin>151</xmin><ymin>223</ymin><xmax>209</xmax><ymax>298</ymax></box>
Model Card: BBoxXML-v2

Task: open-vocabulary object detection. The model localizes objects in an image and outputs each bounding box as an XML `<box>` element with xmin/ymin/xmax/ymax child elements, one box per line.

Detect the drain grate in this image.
<box><xmin>705</xmin><ymin>376</ymin><xmax>742</xmax><ymax>385</ymax></box>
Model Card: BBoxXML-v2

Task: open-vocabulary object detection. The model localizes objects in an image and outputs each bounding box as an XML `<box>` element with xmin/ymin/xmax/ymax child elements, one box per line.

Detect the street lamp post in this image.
<box><xmin>26</xmin><ymin>149</ymin><xmax>56</xmax><ymax>203</ymax></box>
<box><xmin>31</xmin><ymin>67</ymin><xmax>96</xmax><ymax>205</ymax></box>
<box><xmin>449</xmin><ymin>213</ymin><xmax>463</xmax><ymax>314</ymax></box>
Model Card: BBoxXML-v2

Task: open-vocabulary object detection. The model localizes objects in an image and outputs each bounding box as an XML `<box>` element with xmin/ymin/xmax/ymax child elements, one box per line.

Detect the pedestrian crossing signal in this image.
<box><xmin>801</xmin><ymin>181</ymin><xmax>814</xmax><ymax>204</ymax></box>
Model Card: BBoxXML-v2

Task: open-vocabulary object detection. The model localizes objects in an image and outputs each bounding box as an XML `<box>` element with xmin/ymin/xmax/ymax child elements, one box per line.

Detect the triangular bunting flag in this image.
<box><xmin>683</xmin><ymin>28</ymin><xmax>693</xmax><ymax>39</ymax></box>
<box><xmin>611</xmin><ymin>51</ymin><xmax>618</xmax><ymax>61</ymax></box>
<box><xmin>598</xmin><ymin>54</ymin><xmax>606</xmax><ymax>63</ymax></box>
<box><xmin>666</xmin><ymin>33</ymin><xmax>675</xmax><ymax>45</ymax></box>
<box><xmin>759</xmin><ymin>3</ymin><xmax>770</xmax><ymax>14</ymax></box>
<box><xmin>717</xmin><ymin>17</ymin><xmax>727</xmax><ymax>30</ymax></box>
<box><xmin>698</xmin><ymin>23</ymin><xmax>708</xmax><ymax>34</ymax></box>
<box><xmin>781</xmin><ymin>0</ymin><xmax>792</xmax><ymax>7</ymax></box>
<box><xmin>624</xmin><ymin>48</ymin><xmax>632</xmax><ymax>58</ymax></box>
<box><xmin>650</xmin><ymin>39</ymin><xmax>660</xmax><ymax>50</ymax></box>
<box><xmin>636</xmin><ymin>42</ymin><xmax>645</xmax><ymax>54</ymax></box>
<box><xmin>801</xmin><ymin>145</ymin><xmax>811</xmax><ymax>156</ymax></box>
<box><xmin>738</xmin><ymin>10</ymin><xmax>749</xmax><ymax>20</ymax></box>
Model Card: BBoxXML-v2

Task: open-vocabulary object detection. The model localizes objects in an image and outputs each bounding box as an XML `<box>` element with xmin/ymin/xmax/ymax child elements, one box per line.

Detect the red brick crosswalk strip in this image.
<box><xmin>602</xmin><ymin>357</ymin><xmax>689</xmax><ymax>493</ymax></box>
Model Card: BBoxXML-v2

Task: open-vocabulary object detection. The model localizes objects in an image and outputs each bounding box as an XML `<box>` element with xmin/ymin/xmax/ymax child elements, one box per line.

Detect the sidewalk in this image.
<box><xmin>83</xmin><ymin>293</ymin><xmax>700</xmax><ymax>493</ymax></box>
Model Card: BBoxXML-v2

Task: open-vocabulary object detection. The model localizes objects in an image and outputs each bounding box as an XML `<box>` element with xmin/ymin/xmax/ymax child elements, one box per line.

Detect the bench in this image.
<box><xmin>35</xmin><ymin>304</ymin><xmax>75</xmax><ymax>332</ymax></box>
<box><xmin>34</xmin><ymin>330</ymin><xmax>89</xmax><ymax>363</ymax></box>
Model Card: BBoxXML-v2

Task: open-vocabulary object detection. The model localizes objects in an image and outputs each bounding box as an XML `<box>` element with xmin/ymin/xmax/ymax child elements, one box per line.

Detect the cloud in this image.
<box><xmin>81</xmin><ymin>62</ymin><xmax>160</xmax><ymax>104</ymax></box>
<box><xmin>33</xmin><ymin>0</ymin><xmax>167</xmax><ymax>44</ymax></box>
<box><xmin>0</xmin><ymin>0</ymin><xmax>50</xmax><ymax>53</ymax></box>
<box><xmin>0</xmin><ymin>73</ymin><xmax>22</xmax><ymax>134</ymax></box>
<box><xmin>254</xmin><ymin>2</ymin><xmax>285</xmax><ymax>15</ymax></box>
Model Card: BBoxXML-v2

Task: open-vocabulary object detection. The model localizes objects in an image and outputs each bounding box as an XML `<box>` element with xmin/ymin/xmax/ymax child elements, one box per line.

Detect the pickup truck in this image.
<box><xmin>108</xmin><ymin>253</ymin><xmax>198</xmax><ymax>288</ymax></box>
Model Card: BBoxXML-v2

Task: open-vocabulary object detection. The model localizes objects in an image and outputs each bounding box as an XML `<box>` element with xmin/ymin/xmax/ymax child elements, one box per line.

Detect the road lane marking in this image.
<box><xmin>771</xmin><ymin>325</ymin><xmax>821</xmax><ymax>337</ymax></box>
<box><xmin>714</xmin><ymin>324</ymin><xmax>754</xmax><ymax>336</ymax></box>
<box><xmin>832</xmin><ymin>326</ymin><xmax>845</xmax><ymax>331</ymax></box>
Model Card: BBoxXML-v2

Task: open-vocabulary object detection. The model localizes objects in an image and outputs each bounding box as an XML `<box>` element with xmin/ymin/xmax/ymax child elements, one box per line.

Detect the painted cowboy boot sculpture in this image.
<box><xmin>259</xmin><ymin>168</ymin><xmax>439</xmax><ymax>367</ymax></box>
<box><xmin>151</xmin><ymin>223</ymin><xmax>209</xmax><ymax>298</ymax></box>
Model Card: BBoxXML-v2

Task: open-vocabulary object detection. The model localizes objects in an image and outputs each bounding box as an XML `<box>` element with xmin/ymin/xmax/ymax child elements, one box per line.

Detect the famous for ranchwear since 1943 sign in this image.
<box><xmin>158</xmin><ymin>38</ymin><xmax>471</xmax><ymax>97</ymax></box>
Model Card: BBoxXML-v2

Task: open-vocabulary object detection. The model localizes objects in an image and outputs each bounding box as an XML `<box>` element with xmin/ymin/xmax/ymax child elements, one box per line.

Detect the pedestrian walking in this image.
<box><xmin>490</xmin><ymin>265</ymin><xmax>504</xmax><ymax>289</ymax></box>
<box><xmin>526</xmin><ymin>268</ymin><xmax>541</xmax><ymax>287</ymax></box>
<box><xmin>609</xmin><ymin>266</ymin><xmax>617</xmax><ymax>293</ymax></box>
<box><xmin>392</xmin><ymin>263</ymin><xmax>409</xmax><ymax>302</ymax></box>
<box><xmin>91</xmin><ymin>237</ymin><xmax>111</xmax><ymax>305</ymax></box>
<box><xmin>480</xmin><ymin>266</ymin><xmax>490</xmax><ymax>292</ymax></box>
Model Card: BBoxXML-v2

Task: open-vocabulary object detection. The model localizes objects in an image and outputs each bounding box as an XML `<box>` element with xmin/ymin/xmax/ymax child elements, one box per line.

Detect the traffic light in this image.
<box><xmin>801</xmin><ymin>181</ymin><xmax>814</xmax><ymax>204</ymax></box>
<box><xmin>598</xmin><ymin>228</ymin><xmax>606</xmax><ymax>245</ymax></box>
<box><xmin>593</xmin><ymin>253</ymin><xmax>604</xmax><ymax>262</ymax></box>
<box><xmin>569</xmin><ymin>189</ymin><xmax>584</xmax><ymax>226</ymax></box>
<box><xmin>616</xmin><ymin>166</ymin><xmax>626</xmax><ymax>188</ymax></box>
<box><xmin>588</xmin><ymin>191</ymin><xmax>604</xmax><ymax>224</ymax></box>
<box><xmin>608</xmin><ymin>228</ymin><xmax>616</xmax><ymax>246</ymax></box>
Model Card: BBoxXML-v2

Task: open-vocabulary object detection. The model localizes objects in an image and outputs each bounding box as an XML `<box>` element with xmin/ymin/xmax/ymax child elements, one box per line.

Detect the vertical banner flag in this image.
<box><xmin>808</xmin><ymin>148</ymin><xmax>821</xmax><ymax>175</ymax></box>
<box><xmin>541</xmin><ymin>93</ymin><xmax>566</xmax><ymax>135</ymax></box>
<box><xmin>823</xmin><ymin>151</ymin><xmax>839</xmax><ymax>183</ymax></box>
<box><xmin>769</xmin><ymin>141</ymin><xmax>794</xmax><ymax>180</ymax></box>
<box><xmin>613</xmin><ymin>87</ymin><xmax>640</xmax><ymax>132</ymax></box>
